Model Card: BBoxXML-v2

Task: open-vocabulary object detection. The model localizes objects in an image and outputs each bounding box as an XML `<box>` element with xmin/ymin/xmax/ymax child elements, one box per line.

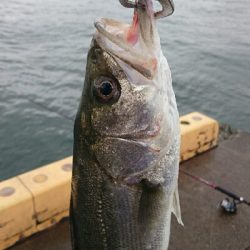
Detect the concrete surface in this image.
<box><xmin>9</xmin><ymin>132</ymin><xmax>250</xmax><ymax>250</ymax></box>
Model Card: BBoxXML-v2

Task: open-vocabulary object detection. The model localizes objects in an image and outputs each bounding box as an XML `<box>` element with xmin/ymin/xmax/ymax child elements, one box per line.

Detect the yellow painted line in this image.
<box><xmin>0</xmin><ymin>112</ymin><xmax>219</xmax><ymax>250</ymax></box>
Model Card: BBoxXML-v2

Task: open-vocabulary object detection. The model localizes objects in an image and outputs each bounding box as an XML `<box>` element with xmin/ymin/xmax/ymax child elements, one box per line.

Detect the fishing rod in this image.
<box><xmin>180</xmin><ymin>168</ymin><xmax>250</xmax><ymax>214</ymax></box>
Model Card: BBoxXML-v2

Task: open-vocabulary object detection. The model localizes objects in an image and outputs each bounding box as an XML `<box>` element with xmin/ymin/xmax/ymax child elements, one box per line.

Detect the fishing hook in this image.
<box><xmin>119</xmin><ymin>0</ymin><xmax>175</xmax><ymax>19</ymax></box>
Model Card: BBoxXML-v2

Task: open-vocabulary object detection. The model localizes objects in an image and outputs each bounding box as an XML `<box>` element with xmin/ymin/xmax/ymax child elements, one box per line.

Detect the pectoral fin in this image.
<box><xmin>171</xmin><ymin>185</ymin><xmax>184</xmax><ymax>226</ymax></box>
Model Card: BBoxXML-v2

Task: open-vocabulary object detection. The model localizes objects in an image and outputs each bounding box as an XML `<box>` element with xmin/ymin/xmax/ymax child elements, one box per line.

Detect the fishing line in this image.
<box><xmin>180</xmin><ymin>168</ymin><xmax>250</xmax><ymax>214</ymax></box>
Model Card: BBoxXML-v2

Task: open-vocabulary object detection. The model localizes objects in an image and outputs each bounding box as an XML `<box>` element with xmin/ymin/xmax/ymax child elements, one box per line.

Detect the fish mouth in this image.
<box><xmin>94</xmin><ymin>3</ymin><xmax>159</xmax><ymax>79</ymax></box>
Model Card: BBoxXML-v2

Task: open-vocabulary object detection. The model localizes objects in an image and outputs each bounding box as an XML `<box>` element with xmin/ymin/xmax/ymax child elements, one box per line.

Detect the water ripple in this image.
<box><xmin>0</xmin><ymin>0</ymin><xmax>250</xmax><ymax>179</ymax></box>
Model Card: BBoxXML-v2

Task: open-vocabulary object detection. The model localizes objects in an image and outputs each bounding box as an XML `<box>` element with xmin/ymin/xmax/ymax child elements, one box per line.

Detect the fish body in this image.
<box><xmin>70</xmin><ymin>1</ymin><xmax>182</xmax><ymax>249</ymax></box>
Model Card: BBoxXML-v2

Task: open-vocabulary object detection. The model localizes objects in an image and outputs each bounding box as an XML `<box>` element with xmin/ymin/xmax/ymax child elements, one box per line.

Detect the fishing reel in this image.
<box><xmin>219</xmin><ymin>197</ymin><xmax>249</xmax><ymax>214</ymax></box>
<box><xmin>220</xmin><ymin>198</ymin><xmax>238</xmax><ymax>214</ymax></box>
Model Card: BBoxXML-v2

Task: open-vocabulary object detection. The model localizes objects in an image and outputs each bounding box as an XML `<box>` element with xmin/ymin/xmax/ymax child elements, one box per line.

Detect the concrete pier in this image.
<box><xmin>0</xmin><ymin>112</ymin><xmax>219</xmax><ymax>250</ymax></box>
<box><xmin>7</xmin><ymin>131</ymin><xmax>250</xmax><ymax>250</ymax></box>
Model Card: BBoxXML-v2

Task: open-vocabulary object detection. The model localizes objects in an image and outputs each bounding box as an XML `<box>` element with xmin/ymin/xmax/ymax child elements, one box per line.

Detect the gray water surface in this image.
<box><xmin>1</xmin><ymin>0</ymin><xmax>250</xmax><ymax>180</ymax></box>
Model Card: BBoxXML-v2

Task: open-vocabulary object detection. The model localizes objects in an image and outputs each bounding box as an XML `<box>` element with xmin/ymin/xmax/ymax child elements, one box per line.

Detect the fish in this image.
<box><xmin>70</xmin><ymin>0</ymin><xmax>183</xmax><ymax>249</ymax></box>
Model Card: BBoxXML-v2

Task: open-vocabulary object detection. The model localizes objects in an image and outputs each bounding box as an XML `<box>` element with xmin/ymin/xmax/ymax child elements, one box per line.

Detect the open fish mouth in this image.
<box><xmin>94</xmin><ymin>19</ymin><xmax>157</xmax><ymax>79</ymax></box>
<box><xmin>94</xmin><ymin>0</ymin><xmax>163</xmax><ymax>79</ymax></box>
<box><xmin>94</xmin><ymin>1</ymin><xmax>174</xmax><ymax>80</ymax></box>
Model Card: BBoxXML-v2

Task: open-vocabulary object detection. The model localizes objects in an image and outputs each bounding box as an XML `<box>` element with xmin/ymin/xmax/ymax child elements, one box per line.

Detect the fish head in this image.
<box><xmin>85</xmin><ymin>0</ymin><xmax>170</xmax><ymax>137</ymax></box>
<box><xmin>76</xmin><ymin>1</ymin><xmax>177</xmax><ymax>182</ymax></box>
<box><xmin>82</xmin><ymin>39</ymin><xmax>163</xmax><ymax>140</ymax></box>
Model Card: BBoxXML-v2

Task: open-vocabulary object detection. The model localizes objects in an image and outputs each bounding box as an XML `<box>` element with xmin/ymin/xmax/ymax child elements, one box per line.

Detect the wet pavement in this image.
<box><xmin>9</xmin><ymin>132</ymin><xmax>250</xmax><ymax>250</ymax></box>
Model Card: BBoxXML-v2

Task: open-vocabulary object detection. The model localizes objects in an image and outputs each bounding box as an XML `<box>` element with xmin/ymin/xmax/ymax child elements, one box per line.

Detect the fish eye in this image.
<box><xmin>99</xmin><ymin>81</ymin><xmax>113</xmax><ymax>96</ymax></box>
<box><xmin>93</xmin><ymin>76</ymin><xmax>121</xmax><ymax>104</ymax></box>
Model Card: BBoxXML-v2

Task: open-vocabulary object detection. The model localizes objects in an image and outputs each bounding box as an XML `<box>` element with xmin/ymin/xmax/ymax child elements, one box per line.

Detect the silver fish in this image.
<box><xmin>70</xmin><ymin>0</ymin><xmax>182</xmax><ymax>249</ymax></box>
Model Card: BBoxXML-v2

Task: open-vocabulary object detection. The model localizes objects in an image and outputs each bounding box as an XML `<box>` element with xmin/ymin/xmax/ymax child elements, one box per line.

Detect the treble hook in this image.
<box><xmin>119</xmin><ymin>0</ymin><xmax>175</xmax><ymax>19</ymax></box>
